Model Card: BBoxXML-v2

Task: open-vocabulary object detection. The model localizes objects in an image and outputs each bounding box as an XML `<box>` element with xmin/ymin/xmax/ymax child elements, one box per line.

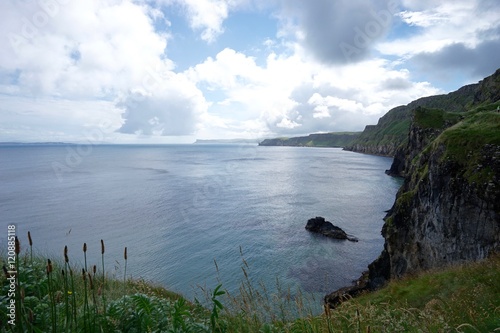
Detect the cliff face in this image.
<box><xmin>259</xmin><ymin>132</ymin><xmax>360</xmax><ymax>147</ymax></box>
<box><xmin>368</xmin><ymin>110</ymin><xmax>500</xmax><ymax>290</ymax></box>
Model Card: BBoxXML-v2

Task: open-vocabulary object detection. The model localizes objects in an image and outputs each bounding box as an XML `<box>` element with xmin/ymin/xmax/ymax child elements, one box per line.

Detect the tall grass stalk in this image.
<box><xmin>46</xmin><ymin>259</ymin><xmax>56</xmax><ymax>333</ymax></box>
<box><xmin>69</xmin><ymin>268</ymin><xmax>77</xmax><ymax>330</ymax></box>
<box><xmin>82</xmin><ymin>268</ymin><xmax>89</xmax><ymax>333</ymax></box>
<box><xmin>88</xmin><ymin>272</ymin><xmax>97</xmax><ymax>332</ymax></box>
<box><xmin>100</xmin><ymin>239</ymin><xmax>107</xmax><ymax>314</ymax></box>
<box><xmin>61</xmin><ymin>269</ymin><xmax>70</xmax><ymax>332</ymax></box>
<box><xmin>63</xmin><ymin>245</ymin><xmax>71</xmax><ymax>331</ymax></box>
<box><xmin>27</xmin><ymin>231</ymin><xmax>33</xmax><ymax>264</ymax></box>
<box><xmin>123</xmin><ymin>247</ymin><xmax>128</xmax><ymax>288</ymax></box>
<box><xmin>83</xmin><ymin>242</ymin><xmax>88</xmax><ymax>273</ymax></box>
<box><xmin>14</xmin><ymin>236</ymin><xmax>24</xmax><ymax>333</ymax></box>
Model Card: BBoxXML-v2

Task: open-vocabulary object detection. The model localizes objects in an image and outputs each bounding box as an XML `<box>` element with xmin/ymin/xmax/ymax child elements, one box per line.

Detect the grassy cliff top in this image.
<box><xmin>259</xmin><ymin>132</ymin><xmax>360</xmax><ymax>147</ymax></box>
<box><xmin>434</xmin><ymin>109</ymin><xmax>500</xmax><ymax>185</ymax></box>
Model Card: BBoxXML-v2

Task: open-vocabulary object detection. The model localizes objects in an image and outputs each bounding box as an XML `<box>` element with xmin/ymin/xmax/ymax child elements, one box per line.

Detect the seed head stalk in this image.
<box><xmin>63</xmin><ymin>246</ymin><xmax>70</xmax><ymax>331</ymax></box>
<box><xmin>27</xmin><ymin>231</ymin><xmax>33</xmax><ymax>263</ymax></box>
<box><xmin>101</xmin><ymin>239</ymin><xmax>107</xmax><ymax>314</ymax></box>
<box><xmin>123</xmin><ymin>247</ymin><xmax>128</xmax><ymax>284</ymax></box>
<box><xmin>83</xmin><ymin>243</ymin><xmax>88</xmax><ymax>272</ymax></box>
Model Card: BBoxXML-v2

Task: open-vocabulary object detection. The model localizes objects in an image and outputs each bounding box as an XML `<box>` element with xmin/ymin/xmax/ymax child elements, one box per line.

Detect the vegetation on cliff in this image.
<box><xmin>2</xmin><ymin>235</ymin><xmax>498</xmax><ymax>332</ymax></box>
<box><xmin>367</xmin><ymin>103</ymin><xmax>500</xmax><ymax>293</ymax></box>
<box><xmin>259</xmin><ymin>132</ymin><xmax>360</xmax><ymax>148</ymax></box>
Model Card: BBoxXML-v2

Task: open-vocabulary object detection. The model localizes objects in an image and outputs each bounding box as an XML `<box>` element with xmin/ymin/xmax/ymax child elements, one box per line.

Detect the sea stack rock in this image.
<box><xmin>305</xmin><ymin>217</ymin><xmax>358</xmax><ymax>242</ymax></box>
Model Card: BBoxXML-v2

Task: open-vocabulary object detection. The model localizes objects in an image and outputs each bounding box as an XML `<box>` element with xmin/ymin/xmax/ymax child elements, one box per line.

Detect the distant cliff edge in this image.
<box><xmin>326</xmin><ymin>68</ymin><xmax>500</xmax><ymax>308</ymax></box>
<box><xmin>259</xmin><ymin>132</ymin><xmax>360</xmax><ymax>148</ymax></box>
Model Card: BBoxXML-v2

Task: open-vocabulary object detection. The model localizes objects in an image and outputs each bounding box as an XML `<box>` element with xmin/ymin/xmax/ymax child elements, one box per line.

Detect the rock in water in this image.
<box><xmin>305</xmin><ymin>217</ymin><xmax>358</xmax><ymax>242</ymax></box>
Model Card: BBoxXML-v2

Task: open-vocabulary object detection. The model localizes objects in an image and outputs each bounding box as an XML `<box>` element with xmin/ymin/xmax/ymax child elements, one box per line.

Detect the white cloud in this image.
<box><xmin>1</xmin><ymin>0</ymin><xmax>169</xmax><ymax>97</ymax></box>
<box><xmin>0</xmin><ymin>0</ymin><xmax>210</xmax><ymax>141</ymax></box>
<box><xmin>186</xmin><ymin>48</ymin><xmax>264</xmax><ymax>90</ymax></box>
<box><xmin>308</xmin><ymin>93</ymin><xmax>363</xmax><ymax>117</ymax></box>
<box><xmin>378</xmin><ymin>0</ymin><xmax>500</xmax><ymax>57</ymax></box>
<box><xmin>158</xmin><ymin>0</ymin><xmax>247</xmax><ymax>43</ymax></box>
<box><xmin>185</xmin><ymin>46</ymin><xmax>441</xmax><ymax>138</ymax></box>
<box><xmin>117</xmin><ymin>71</ymin><xmax>208</xmax><ymax>136</ymax></box>
<box><xmin>182</xmin><ymin>0</ymin><xmax>229</xmax><ymax>42</ymax></box>
<box><xmin>398</xmin><ymin>10</ymin><xmax>448</xmax><ymax>28</ymax></box>
<box><xmin>0</xmin><ymin>94</ymin><xmax>122</xmax><ymax>142</ymax></box>
<box><xmin>276</xmin><ymin>117</ymin><xmax>301</xmax><ymax>129</ymax></box>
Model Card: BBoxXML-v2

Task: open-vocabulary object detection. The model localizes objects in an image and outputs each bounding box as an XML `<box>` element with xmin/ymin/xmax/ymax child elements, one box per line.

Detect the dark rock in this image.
<box><xmin>324</xmin><ymin>271</ymin><xmax>369</xmax><ymax>309</ymax></box>
<box><xmin>305</xmin><ymin>217</ymin><xmax>358</xmax><ymax>242</ymax></box>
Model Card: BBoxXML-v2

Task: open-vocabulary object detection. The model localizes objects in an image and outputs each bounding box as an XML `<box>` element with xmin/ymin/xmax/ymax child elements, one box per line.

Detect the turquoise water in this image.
<box><xmin>0</xmin><ymin>144</ymin><xmax>401</xmax><ymax>301</ymax></box>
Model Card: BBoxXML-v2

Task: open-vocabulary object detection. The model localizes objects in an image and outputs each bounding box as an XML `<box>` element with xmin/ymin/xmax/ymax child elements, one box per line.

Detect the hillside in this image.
<box><xmin>326</xmin><ymin>69</ymin><xmax>500</xmax><ymax>309</ymax></box>
<box><xmin>344</xmin><ymin>69</ymin><xmax>500</xmax><ymax>156</ymax></box>
<box><xmin>259</xmin><ymin>132</ymin><xmax>360</xmax><ymax>147</ymax></box>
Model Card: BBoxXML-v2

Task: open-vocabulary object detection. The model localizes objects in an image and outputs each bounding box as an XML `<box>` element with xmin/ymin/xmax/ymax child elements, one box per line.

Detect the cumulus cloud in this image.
<box><xmin>117</xmin><ymin>72</ymin><xmax>207</xmax><ymax>136</ymax></box>
<box><xmin>158</xmin><ymin>0</ymin><xmax>245</xmax><ymax>43</ymax></box>
<box><xmin>0</xmin><ymin>0</ymin><xmax>210</xmax><ymax>140</ymax></box>
<box><xmin>378</xmin><ymin>0</ymin><xmax>500</xmax><ymax>56</ymax></box>
<box><xmin>276</xmin><ymin>0</ymin><xmax>399</xmax><ymax>64</ymax></box>
<box><xmin>1</xmin><ymin>1</ymin><xmax>169</xmax><ymax>98</ymax></box>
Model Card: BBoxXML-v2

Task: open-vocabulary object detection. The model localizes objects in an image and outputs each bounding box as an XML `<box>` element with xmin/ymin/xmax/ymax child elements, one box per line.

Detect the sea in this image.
<box><xmin>0</xmin><ymin>144</ymin><xmax>402</xmax><ymax>304</ymax></box>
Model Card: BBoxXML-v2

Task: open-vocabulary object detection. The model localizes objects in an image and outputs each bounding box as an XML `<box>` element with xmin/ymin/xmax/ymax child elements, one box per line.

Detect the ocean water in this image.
<box><xmin>0</xmin><ymin>144</ymin><xmax>401</xmax><ymax>301</ymax></box>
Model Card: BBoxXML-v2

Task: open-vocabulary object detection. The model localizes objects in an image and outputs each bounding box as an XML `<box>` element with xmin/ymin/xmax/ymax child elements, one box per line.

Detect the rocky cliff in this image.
<box><xmin>369</xmin><ymin>69</ymin><xmax>500</xmax><ymax>289</ymax></box>
<box><xmin>326</xmin><ymin>69</ymin><xmax>500</xmax><ymax>307</ymax></box>
<box><xmin>368</xmin><ymin>111</ymin><xmax>500</xmax><ymax>290</ymax></box>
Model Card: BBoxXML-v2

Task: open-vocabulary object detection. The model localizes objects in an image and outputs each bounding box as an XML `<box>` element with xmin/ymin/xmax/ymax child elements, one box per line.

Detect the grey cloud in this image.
<box><xmin>280</xmin><ymin>0</ymin><xmax>399</xmax><ymax>64</ymax></box>
<box><xmin>411</xmin><ymin>38</ymin><xmax>500</xmax><ymax>81</ymax></box>
<box><xmin>381</xmin><ymin>77</ymin><xmax>413</xmax><ymax>91</ymax></box>
<box><xmin>117</xmin><ymin>92</ymin><xmax>200</xmax><ymax>136</ymax></box>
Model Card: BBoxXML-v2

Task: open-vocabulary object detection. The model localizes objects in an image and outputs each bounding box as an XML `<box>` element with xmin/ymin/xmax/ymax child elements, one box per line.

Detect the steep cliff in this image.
<box><xmin>326</xmin><ymin>69</ymin><xmax>500</xmax><ymax>308</ymax></box>
<box><xmin>368</xmin><ymin>110</ymin><xmax>500</xmax><ymax>289</ymax></box>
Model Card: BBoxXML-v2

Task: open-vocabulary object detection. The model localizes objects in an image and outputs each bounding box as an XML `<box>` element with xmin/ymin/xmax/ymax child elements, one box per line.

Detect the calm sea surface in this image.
<box><xmin>0</xmin><ymin>144</ymin><xmax>401</xmax><ymax>301</ymax></box>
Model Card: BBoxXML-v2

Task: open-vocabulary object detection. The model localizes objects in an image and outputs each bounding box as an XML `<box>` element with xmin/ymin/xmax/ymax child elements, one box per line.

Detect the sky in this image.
<box><xmin>0</xmin><ymin>0</ymin><xmax>499</xmax><ymax>143</ymax></box>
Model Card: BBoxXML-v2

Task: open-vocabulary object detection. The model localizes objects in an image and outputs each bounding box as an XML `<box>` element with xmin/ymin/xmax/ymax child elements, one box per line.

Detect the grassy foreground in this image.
<box><xmin>1</xmin><ymin>233</ymin><xmax>499</xmax><ymax>332</ymax></box>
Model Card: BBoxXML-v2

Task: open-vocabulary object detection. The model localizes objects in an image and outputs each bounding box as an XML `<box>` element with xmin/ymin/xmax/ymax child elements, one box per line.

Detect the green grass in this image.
<box><xmin>0</xmin><ymin>234</ymin><xmax>217</xmax><ymax>332</ymax></box>
<box><xmin>435</xmin><ymin>111</ymin><xmax>500</xmax><ymax>185</ymax></box>
<box><xmin>413</xmin><ymin>107</ymin><xmax>462</xmax><ymax>129</ymax></box>
<box><xmin>259</xmin><ymin>132</ymin><xmax>361</xmax><ymax>148</ymax></box>
<box><xmin>2</xmin><ymin>232</ymin><xmax>499</xmax><ymax>332</ymax></box>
